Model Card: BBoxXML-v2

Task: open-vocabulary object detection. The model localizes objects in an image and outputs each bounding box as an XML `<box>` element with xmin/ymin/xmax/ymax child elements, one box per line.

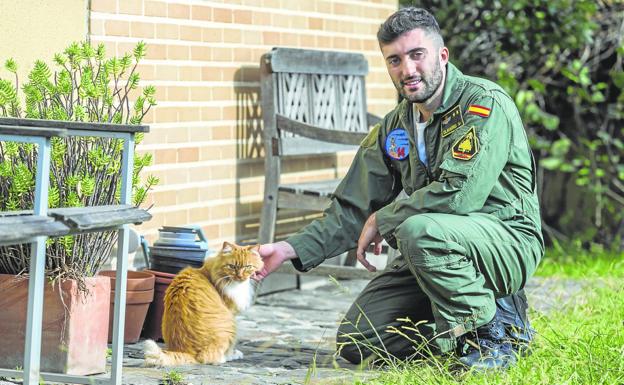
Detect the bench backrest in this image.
<box><xmin>260</xmin><ymin>47</ymin><xmax>371</xmax><ymax>156</ymax></box>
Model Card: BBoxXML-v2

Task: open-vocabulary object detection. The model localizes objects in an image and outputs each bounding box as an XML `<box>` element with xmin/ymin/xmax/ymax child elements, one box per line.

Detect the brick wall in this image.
<box><xmin>89</xmin><ymin>0</ymin><xmax>398</xmax><ymax>251</ymax></box>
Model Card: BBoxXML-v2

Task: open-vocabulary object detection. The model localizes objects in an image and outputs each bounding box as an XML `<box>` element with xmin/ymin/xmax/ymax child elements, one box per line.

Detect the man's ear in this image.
<box><xmin>439</xmin><ymin>46</ymin><xmax>449</xmax><ymax>66</ymax></box>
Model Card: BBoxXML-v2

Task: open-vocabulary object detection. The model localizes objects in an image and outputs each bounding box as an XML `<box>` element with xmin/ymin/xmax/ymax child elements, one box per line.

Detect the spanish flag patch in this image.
<box><xmin>467</xmin><ymin>104</ymin><xmax>491</xmax><ymax>118</ymax></box>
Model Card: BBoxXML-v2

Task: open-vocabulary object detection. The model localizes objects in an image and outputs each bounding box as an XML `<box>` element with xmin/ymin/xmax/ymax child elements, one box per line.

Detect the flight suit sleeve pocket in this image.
<box><xmin>439</xmin><ymin>158</ymin><xmax>474</xmax><ymax>188</ymax></box>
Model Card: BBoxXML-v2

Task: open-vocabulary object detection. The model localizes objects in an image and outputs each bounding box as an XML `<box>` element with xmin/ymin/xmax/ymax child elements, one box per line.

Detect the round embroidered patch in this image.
<box><xmin>385</xmin><ymin>128</ymin><xmax>410</xmax><ymax>160</ymax></box>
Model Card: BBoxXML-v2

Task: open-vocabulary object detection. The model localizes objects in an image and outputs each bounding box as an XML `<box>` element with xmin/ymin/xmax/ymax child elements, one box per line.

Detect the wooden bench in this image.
<box><xmin>0</xmin><ymin>118</ymin><xmax>151</xmax><ymax>385</ymax></box>
<box><xmin>257</xmin><ymin>48</ymin><xmax>382</xmax><ymax>285</ymax></box>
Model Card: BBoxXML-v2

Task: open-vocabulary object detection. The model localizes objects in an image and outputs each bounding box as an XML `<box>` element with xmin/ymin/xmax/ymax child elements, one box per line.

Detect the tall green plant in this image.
<box><xmin>0</xmin><ymin>41</ymin><xmax>158</xmax><ymax>281</ymax></box>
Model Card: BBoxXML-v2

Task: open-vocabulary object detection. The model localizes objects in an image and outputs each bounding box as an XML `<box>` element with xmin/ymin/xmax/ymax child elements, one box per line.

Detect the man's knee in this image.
<box><xmin>395</xmin><ymin>214</ymin><xmax>452</xmax><ymax>260</ymax></box>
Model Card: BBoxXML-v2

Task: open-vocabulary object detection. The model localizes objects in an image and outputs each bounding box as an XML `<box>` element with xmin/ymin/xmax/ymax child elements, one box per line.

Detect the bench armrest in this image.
<box><xmin>275</xmin><ymin>114</ymin><xmax>367</xmax><ymax>145</ymax></box>
<box><xmin>367</xmin><ymin>112</ymin><xmax>382</xmax><ymax>127</ymax></box>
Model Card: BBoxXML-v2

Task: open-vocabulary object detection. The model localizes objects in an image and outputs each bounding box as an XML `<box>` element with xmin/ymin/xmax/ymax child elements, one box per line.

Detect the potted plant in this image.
<box><xmin>0</xmin><ymin>40</ymin><xmax>158</xmax><ymax>374</ymax></box>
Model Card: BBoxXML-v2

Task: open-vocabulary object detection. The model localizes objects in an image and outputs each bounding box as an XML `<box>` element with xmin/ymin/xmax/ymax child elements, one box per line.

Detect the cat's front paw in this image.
<box><xmin>225</xmin><ymin>349</ymin><xmax>244</xmax><ymax>361</ymax></box>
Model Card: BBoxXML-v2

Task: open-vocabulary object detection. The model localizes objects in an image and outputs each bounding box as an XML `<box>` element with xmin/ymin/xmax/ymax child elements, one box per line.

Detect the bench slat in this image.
<box><xmin>50</xmin><ymin>205</ymin><xmax>152</xmax><ymax>231</ymax></box>
<box><xmin>0</xmin><ymin>125</ymin><xmax>67</xmax><ymax>138</ymax></box>
<box><xmin>0</xmin><ymin>117</ymin><xmax>149</xmax><ymax>134</ymax></box>
<box><xmin>279</xmin><ymin>137</ymin><xmax>359</xmax><ymax>156</ymax></box>
<box><xmin>276</xmin><ymin>191</ymin><xmax>332</xmax><ymax>211</ymax></box>
<box><xmin>50</xmin><ymin>204</ymin><xmax>135</xmax><ymax>215</ymax></box>
<box><xmin>267</xmin><ymin>47</ymin><xmax>368</xmax><ymax>76</ymax></box>
<box><xmin>277</xmin><ymin>178</ymin><xmax>340</xmax><ymax>211</ymax></box>
<box><xmin>0</xmin><ymin>215</ymin><xmax>69</xmax><ymax>244</ymax></box>
<box><xmin>276</xmin><ymin>114</ymin><xmax>367</xmax><ymax>145</ymax></box>
<box><xmin>279</xmin><ymin>179</ymin><xmax>341</xmax><ymax>197</ymax></box>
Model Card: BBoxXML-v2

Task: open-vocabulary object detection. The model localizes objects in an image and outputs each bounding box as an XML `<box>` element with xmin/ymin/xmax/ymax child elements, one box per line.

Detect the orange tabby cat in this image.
<box><xmin>143</xmin><ymin>242</ymin><xmax>263</xmax><ymax>366</ymax></box>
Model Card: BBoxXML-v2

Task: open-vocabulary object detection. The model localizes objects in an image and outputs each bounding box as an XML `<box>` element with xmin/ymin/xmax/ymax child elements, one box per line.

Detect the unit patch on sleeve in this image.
<box><xmin>440</xmin><ymin>104</ymin><xmax>464</xmax><ymax>137</ymax></box>
<box><xmin>385</xmin><ymin>128</ymin><xmax>410</xmax><ymax>160</ymax></box>
<box><xmin>467</xmin><ymin>104</ymin><xmax>491</xmax><ymax>118</ymax></box>
<box><xmin>452</xmin><ymin>126</ymin><xmax>479</xmax><ymax>160</ymax></box>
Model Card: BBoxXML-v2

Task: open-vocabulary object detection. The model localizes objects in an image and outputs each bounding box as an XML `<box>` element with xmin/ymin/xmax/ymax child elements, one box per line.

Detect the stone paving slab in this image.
<box><xmin>0</xmin><ymin>275</ymin><xmax>603</xmax><ymax>385</ymax></box>
<box><xmin>120</xmin><ymin>279</ymin><xmax>369</xmax><ymax>385</ymax></box>
<box><xmin>115</xmin><ymin>276</ymin><xmax>599</xmax><ymax>385</ymax></box>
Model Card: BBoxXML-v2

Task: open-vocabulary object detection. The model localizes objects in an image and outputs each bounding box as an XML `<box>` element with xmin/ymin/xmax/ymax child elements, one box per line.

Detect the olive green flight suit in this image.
<box><xmin>286</xmin><ymin>63</ymin><xmax>544</xmax><ymax>359</ymax></box>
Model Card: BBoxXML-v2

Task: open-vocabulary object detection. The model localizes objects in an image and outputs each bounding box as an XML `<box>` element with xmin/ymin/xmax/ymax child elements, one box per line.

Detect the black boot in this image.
<box><xmin>457</xmin><ymin>314</ymin><xmax>517</xmax><ymax>370</ymax></box>
<box><xmin>496</xmin><ymin>290</ymin><xmax>535</xmax><ymax>356</ymax></box>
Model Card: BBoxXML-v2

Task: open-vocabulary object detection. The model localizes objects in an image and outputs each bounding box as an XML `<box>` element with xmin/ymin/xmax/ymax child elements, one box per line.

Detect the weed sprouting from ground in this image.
<box><xmin>162</xmin><ymin>369</ymin><xmax>187</xmax><ymax>385</ymax></box>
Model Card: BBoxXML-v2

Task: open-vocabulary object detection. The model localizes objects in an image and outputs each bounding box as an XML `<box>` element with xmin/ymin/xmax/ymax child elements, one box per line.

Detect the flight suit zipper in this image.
<box><xmin>421</xmin><ymin>118</ymin><xmax>434</xmax><ymax>183</ymax></box>
<box><xmin>404</xmin><ymin>103</ymin><xmax>433</xmax><ymax>185</ymax></box>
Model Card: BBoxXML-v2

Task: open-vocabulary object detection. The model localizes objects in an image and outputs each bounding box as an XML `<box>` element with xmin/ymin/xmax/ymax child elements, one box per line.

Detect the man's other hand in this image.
<box><xmin>255</xmin><ymin>241</ymin><xmax>297</xmax><ymax>281</ymax></box>
<box><xmin>356</xmin><ymin>213</ymin><xmax>382</xmax><ymax>272</ymax></box>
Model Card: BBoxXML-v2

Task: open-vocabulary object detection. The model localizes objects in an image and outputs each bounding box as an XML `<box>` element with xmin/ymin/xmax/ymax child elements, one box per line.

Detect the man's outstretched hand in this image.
<box><xmin>254</xmin><ymin>241</ymin><xmax>297</xmax><ymax>281</ymax></box>
<box><xmin>356</xmin><ymin>213</ymin><xmax>382</xmax><ymax>272</ymax></box>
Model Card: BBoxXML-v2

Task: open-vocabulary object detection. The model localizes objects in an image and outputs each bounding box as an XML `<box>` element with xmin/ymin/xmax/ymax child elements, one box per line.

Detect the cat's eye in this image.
<box><xmin>225</xmin><ymin>264</ymin><xmax>237</xmax><ymax>269</ymax></box>
<box><xmin>243</xmin><ymin>265</ymin><xmax>255</xmax><ymax>270</ymax></box>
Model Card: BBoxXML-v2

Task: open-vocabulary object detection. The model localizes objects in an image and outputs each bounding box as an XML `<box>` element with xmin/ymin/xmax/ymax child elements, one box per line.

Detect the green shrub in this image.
<box><xmin>0</xmin><ymin>41</ymin><xmax>158</xmax><ymax>282</ymax></box>
<box><xmin>401</xmin><ymin>0</ymin><xmax>624</xmax><ymax>247</ymax></box>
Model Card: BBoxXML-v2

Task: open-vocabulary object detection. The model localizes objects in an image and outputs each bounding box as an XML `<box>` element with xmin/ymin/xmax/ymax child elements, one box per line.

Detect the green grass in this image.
<box><xmin>326</xmin><ymin>248</ymin><xmax>624</xmax><ymax>385</ymax></box>
<box><xmin>353</xmin><ymin>282</ymin><xmax>624</xmax><ymax>385</ymax></box>
<box><xmin>535</xmin><ymin>247</ymin><xmax>624</xmax><ymax>278</ymax></box>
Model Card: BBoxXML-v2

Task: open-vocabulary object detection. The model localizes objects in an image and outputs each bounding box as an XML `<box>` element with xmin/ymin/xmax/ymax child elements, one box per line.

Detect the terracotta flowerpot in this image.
<box><xmin>0</xmin><ymin>274</ymin><xmax>110</xmax><ymax>375</ymax></box>
<box><xmin>98</xmin><ymin>270</ymin><xmax>155</xmax><ymax>344</ymax></box>
<box><xmin>141</xmin><ymin>269</ymin><xmax>176</xmax><ymax>341</ymax></box>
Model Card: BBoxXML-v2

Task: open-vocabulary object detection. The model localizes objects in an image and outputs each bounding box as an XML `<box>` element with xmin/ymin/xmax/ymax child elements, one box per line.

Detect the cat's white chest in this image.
<box><xmin>223</xmin><ymin>279</ymin><xmax>253</xmax><ymax>312</ymax></box>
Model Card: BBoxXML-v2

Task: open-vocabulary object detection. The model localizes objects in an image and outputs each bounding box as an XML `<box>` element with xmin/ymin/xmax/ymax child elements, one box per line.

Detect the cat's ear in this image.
<box><xmin>222</xmin><ymin>241</ymin><xmax>234</xmax><ymax>254</ymax></box>
<box><xmin>249</xmin><ymin>244</ymin><xmax>260</xmax><ymax>256</ymax></box>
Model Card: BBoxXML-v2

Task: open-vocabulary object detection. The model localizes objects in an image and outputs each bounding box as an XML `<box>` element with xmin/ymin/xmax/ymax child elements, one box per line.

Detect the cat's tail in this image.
<box><xmin>143</xmin><ymin>339</ymin><xmax>198</xmax><ymax>367</ymax></box>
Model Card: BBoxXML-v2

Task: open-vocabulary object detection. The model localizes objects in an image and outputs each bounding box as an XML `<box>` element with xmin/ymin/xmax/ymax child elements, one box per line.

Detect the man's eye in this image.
<box><xmin>388</xmin><ymin>58</ymin><xmax>400</xmax><ymax>66</ymax></box>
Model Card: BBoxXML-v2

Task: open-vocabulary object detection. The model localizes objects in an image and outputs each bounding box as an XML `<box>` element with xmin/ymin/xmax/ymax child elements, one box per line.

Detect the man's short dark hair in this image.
<box><xmin>377</xmin><ymin>7</ymin><xmax>444</xmax><ymax>47</ymax></box>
